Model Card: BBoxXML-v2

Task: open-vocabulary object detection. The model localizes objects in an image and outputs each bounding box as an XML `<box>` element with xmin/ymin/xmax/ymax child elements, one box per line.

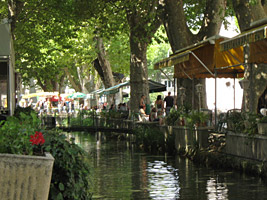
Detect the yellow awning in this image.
<box><xmin>154</xmin><ymin>35</ymin><xmax>244</xmax><ymax>79</ymax></box>
<box><xmin>154</xmin><ymin>42</ymin><xmax>208</xmax><ymax>70</ymax></box>
<box><xmin>22</xmin><ymin>92</ymin><xmax>59</xmax><ymax>99</ymax></box>
<box><xmin>154</xmin><ymin>52</ymin><xmax>190</xmax><ymax>70</ymax></box>
<box><xmin>220</xmin><ymin>24</ymin><xmax>267</xmax><ymax>64</ymax></box>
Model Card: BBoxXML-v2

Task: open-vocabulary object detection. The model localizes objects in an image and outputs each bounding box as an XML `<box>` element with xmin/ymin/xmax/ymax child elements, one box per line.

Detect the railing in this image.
<box><xmin>39</xmin><ymin>110</ymin><xmax>139</xmax><ymax>133</ymax></box>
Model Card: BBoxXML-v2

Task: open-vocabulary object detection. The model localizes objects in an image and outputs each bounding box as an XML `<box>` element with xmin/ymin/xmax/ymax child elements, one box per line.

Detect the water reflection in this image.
<box><xmin>147</xmin><ymin>160</ymin><xmax>180</xmax><ymax>199</ymax></box>
<box><xmin>206</xmin><ymin>177</ymin><xmax>228</xmax><ymax>200</ymax></box>
<box><xmin>67</xmin><ymin>132</ymin><xmax>267</xmax><ymax>200</ymax></box>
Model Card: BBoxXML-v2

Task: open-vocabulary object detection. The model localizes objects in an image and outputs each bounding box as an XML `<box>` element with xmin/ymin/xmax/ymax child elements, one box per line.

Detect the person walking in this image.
<box><xmin>164</xmin><ymin>92</ymin><xmax>174</xmax><ymax>116</ymax></box>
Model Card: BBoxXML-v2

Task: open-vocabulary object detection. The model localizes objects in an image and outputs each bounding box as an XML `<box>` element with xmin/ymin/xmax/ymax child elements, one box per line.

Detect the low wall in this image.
<box><xmin>226</xmin><ymin>132</ymin><xmax>267</xmax><ymax>161</ymax></box>
<box><xmin>174</xmin><ymin>126</ymin><xmax>211</xmax><ymax>151</ymax></box>
<box><xmin>157</xmin><ymin>125</ymin><xmax>211</xmax><ymax>151</ymax></box>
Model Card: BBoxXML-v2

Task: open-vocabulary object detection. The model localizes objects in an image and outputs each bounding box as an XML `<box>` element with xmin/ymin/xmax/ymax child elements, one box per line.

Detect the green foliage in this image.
<box><xmin>134</xmin><ymin>125</ymin><xmax>176</xmax><ymax>154</ymax></box>
<box><xmin>0</xmin><ymin>112</ymin><xmax>42</xmax><ymax>155</ymax></box>
<box><xmin>147</xmin><ymin>26</ymin><xmax>171</xmax><ymax>79</ymax></box>
<box><xmin>70</xmin><ymin>110</ymin><xmax>94</xmax><ymax>126</ymax></box>
<box><xmin>226</xmin><ymin>111</ymin><xmax>259</xmax><ymax>134</ymax></box>
<box><xmin>0</xmin><ymin>111</ymin><xmax>92</xmax><ymax>199</ymax></box>
<box><xmin>0</xmin><ymin>1</ymin><xmax>8</xmax><ymax>20</ymax></box>
<box><xmin>183</xmin><ymin>0</ymin><xmax>207</xmax><ymax>32</ymax></box>
<box><xmin>43</xmin><ymin>130</ymin><xmax>92</xmax><ymax>200</ymax></box>
<box><xmin>259</xmin><ymin>116</ymin><xmax>267</xmax><ymax>123</ymax></box>
<box><xmin>134</xmin><ymin>126</ymin><xmax>165</xmax><ymax>153</ymax></box>
<box><xmin>185</xmin><ymin>110</ymin><xmax>209</xmax><ymax>128</ymax></box>
<box><xmin>14</xmin><ymin>106</ymin><xmax>37</xmax><ymax>119</ymax></box>
<box><xmin>100</xmin><ymin>110</ymin><xmax>127</xmax><ymax>119</ymax></box>
<box><xmin>243</xmin><ymin>112</ymin><xmax>259</xmax><ymax>135</ymax></box>
<box><xmin>165</xmin><ymin>108</ymin><xmax>181</xmax><ymax>126</ymax></box>
<box><xmin>183</xmin><ymin>0</ymin><xmax>234</xmax><ymax>32</ymax></box>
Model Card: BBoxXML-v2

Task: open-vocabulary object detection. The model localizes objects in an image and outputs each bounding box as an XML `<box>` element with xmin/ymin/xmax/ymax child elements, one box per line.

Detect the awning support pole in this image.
<box><xmin>159</xmin><ymin>69</ymin><xmax>172</xmax><ymax>81</ymax></box>
<box><xmin>234</xmin><ymin>77</ymin><xmax>236</xmax><ymax>109</ymax></box>
<box><xmin>215</xmin><ymin>70</ymin><xmax>217</xmax><ymax>127</ymax></box>
<box><xmin>192</xmin><ymin>78</ymin><xmax>195</xmax><ymax>109</ymax></box>
<box><xmin>226</xmin><ymin>50</ymin><xmax>243</xmax><ymax>64</ymax></box>
<box><xmin>190</xmin><ymin>51</ymin><xmax>215</xmax><ymax>77</ymax></box>
<box><xmin>181</xmin><ymin>63</ymin><xmax>193</xmax><ymax>80</ymax></box>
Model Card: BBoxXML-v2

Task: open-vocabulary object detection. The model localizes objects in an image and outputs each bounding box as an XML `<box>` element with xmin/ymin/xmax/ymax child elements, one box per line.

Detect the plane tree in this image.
<box><xmin>232</xmin><ymin>0</ymin><xmax>267</xmax><ymax>113</ymax></box>
<box><xmin>161</xmin><ymin>0</ymin><xmax>228</xmax><ymax>109</ymax></box>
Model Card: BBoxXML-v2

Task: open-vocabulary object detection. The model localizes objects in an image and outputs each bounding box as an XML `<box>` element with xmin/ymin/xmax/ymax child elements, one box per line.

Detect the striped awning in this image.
<box><xmin>220</xmin><ymin>25</ymin><xmax>267</xmax><ymax>51</ymax></box>
<box><xmin>154</xmin><ymin>35</ymin><xmax>244</xmax><ymax>79</ymax></box>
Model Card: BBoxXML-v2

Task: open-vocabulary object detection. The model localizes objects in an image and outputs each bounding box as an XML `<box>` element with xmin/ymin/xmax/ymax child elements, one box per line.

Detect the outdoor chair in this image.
<box><xmin>215</xmin><ymin>112</ymin><xmax>227</xmax><ymax>133</ymax></box>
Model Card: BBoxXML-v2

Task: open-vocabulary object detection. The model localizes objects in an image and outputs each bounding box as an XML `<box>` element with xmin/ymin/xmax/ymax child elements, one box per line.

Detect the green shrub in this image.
<box><xmin>185</xmin><ymin>110</ymin><xmax>209</xmax><ymax>128</ymax></box>
<box><xmin>0</xmin><ymin>112</ymin><xmax>92</xmax><ymax>200</ymax></box>
<box><xmin>0</xmin><ymin>112</ymin><xmax>42</xmax><ymax>155</ymax></box>
<box><xmin>259</xmin><ymin>116</ymin><xmax>267</xmax><ymax>123</ymax></box>
<box><xmin>165</xmin><ymin>109</ymin><xmax>181</xmax><ymax>126</ymax></box>
<box><xmin>14</xmin><ymin>106</ymin><xmax>37</xmax><ymax>119</ymax></box>
<box><xmin>243</xmin><ymin>112</ymin><xmax>259</xmax><ymax>135</ymax></box>
<box><xmin>134</xmin><ymin>126</ymin><xmax>164</xmax><ymax>152</ymax></box>
<box><xmin>70</xmin><ymin>110</ymin><xmax>94</xmax><ymax>126</ymax></box>
<box><xmin>134</xmin><ymin>126</ymin><xmax>176</xmax><ymax>154</ymax></box>
<box><xmin>44</xmin><ymin>130</ymin><xmax>92</xmax><ymax>200</ymax></box>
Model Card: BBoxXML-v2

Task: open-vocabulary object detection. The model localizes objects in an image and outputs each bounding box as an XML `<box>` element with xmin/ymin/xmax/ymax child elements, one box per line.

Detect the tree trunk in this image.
<box><xmin>233</xmin><ymin>0</ymin><xmax>267</xmax><ymax>32</ymax></box>
<box><xmin>126</xmin><ymin>2</ymin><xmax>162</xmax><ymax>112</ymax></box>
<box><xmin>95</xmin><ymin>36</ymin><xmax>115</xmax><ymax>105</ymax></box>
<box><xmin>64</xmin><ymin>67</ymin><xmax>82</xmax><ymax>92</ymax></box>
<box><xmin>129</xmin><ymin>36</ymin><xmax>149</xmax><ymax>112</ymax></box>
<box><xmin>163</xmin><ymin>0</ymin><xmax>193</xmax><ymax>52</ymax></box>
<box><xmin>233</xmin><ymin>0</ymin><xmax>267</xmax><ymax>113</ymax></box>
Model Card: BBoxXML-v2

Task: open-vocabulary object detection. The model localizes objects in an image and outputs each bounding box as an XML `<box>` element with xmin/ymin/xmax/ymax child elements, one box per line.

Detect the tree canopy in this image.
<box><xmin>0</xmin><ymin>0</ymin><xmax>266</xmax><ymax>110</ymax></box>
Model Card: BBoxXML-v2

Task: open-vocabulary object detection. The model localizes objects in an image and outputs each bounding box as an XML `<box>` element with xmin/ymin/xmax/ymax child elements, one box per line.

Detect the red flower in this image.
<box><xmin>29</xmin><ymin>131</ymin><xmax>45</xmax><ymax>146</ymax></box>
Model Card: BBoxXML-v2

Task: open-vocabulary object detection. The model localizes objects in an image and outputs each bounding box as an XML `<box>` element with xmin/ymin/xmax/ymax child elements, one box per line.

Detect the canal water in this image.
<box><xmin>69</xmin><ymin>132</ymin><xmax>267</xmax><ymax>200</ymax></box>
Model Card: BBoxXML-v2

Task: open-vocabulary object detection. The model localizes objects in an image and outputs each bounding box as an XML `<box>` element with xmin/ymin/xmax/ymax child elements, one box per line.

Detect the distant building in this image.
<box><xmin>0</xmin><ymin>20</ymin><xmax>17</xmax><ymax>115</ymax></box>
<box><xmin>162</xmin><ymin>79</ymin><xmax>174</xmax><ymax>97</ymax></box>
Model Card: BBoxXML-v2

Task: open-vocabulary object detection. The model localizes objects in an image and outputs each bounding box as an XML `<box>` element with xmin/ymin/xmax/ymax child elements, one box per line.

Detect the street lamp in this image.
<box><xmin>179</xmin><ymin>87</ymin><xmax>186</xmax><ymax>106</ymax></box>
<box><xmin>196</xmin><ymin>83</ymin><xmax>203</xmax><ymax>111</ymax></box>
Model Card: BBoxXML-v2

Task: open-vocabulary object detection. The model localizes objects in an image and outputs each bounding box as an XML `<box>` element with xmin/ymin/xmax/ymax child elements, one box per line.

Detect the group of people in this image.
<box><xmin>139</xmin><ymin>92</ymin><xmax>174</xmax><ymax>125</ymax></box>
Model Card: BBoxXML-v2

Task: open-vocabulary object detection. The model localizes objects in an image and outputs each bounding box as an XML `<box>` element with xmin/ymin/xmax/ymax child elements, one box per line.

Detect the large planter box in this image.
<box><xmin>226</xmin><ymin>132</ymin><xmax>267</xmax><ymax>161</ymax></box>
<box><xmin>0</xmin><ymin>152</ymin><xmax>54</xmax><ymax>200</ymax></box>
<box><xmin>258</xmin><ymin>123</ymin><xmax>267</xmax><ymax>134</ymax></box>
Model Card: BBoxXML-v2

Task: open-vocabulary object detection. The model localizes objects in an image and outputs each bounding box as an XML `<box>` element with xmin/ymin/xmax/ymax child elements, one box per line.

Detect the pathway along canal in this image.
<box><xmin>69</xmin><ymin>132</ymin><xmax>267</xmax><ymax>200</ymax></box>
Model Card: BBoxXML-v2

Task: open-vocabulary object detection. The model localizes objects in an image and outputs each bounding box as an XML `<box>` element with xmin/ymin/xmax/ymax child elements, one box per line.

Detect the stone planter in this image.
<box><xmin>0</xmin><ymin>152</ymin><xmax>54</xmax><ymax>200</ymax></box>
<box><xmin>258</xmin><ymin>123</ymin><xmax>267</xmax><ymax>134</ymax></box>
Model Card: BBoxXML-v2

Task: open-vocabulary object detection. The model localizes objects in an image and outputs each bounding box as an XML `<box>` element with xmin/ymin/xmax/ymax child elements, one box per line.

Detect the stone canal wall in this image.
<box><xmin>137</xmin><ymin>122</ymin><xmax>267</xmax><ymax>179</ymax></box>
<box><xmin>226</xmin><ymin>132</ymin><xmax>267</xmax><ymax>162</ymax></box>
<box><xmin>157</xmin><ymin>125</ymin><xmax>211</xmax><ymax>151</ymax></box>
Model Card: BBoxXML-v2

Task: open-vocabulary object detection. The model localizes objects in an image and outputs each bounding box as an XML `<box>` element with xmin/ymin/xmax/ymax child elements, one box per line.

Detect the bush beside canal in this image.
<box><xmin>44</xmin><ymin>130</ymin><xmax>92</xmax><ymax>200</ymax></box>
<box><xmin>133</xmin><ymin>125</ymin><xmax>176</xmax><ymax>155</ymax></box>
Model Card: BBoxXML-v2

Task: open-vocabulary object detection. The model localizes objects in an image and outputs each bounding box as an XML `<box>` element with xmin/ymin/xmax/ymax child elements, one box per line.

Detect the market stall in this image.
<box><xmin>220</xmin><ymin>20</ymin><xmax>267</xmax><ymax>113</ymax></box>
<box><xmin>154</xmin><ymin>35</ymin><xmax>245</xmax><ymax>125</ymax></box>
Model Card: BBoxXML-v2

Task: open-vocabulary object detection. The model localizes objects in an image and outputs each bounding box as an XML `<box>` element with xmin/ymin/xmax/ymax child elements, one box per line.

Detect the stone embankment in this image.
<box><xmin>179</xmin><ymin>132</ymin><xmax>267</xmax><ymax>179</ymax></box>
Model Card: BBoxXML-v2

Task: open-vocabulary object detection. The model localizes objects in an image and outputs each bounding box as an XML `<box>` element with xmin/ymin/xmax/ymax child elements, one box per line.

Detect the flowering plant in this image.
<box><xmin>0</xmin><ymin>112</ymin><xmax>44</xmax><ymax>156</ymax></box>
<box><xmin>29</xmin><ymin>131</ymin><xmax>45</xmax><ymax>156</ymax></box>
<box><xmin>30</xmin><ymin>131</ymin><xmax>45</xmax><ymax>145</ymax></box>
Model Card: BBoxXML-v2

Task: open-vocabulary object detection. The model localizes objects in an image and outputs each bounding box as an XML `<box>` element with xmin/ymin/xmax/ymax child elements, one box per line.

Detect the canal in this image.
<box><xmin>69</xmin><ymin>132</ymin><xmax>267</xmax><ymax>200</ymax></box>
